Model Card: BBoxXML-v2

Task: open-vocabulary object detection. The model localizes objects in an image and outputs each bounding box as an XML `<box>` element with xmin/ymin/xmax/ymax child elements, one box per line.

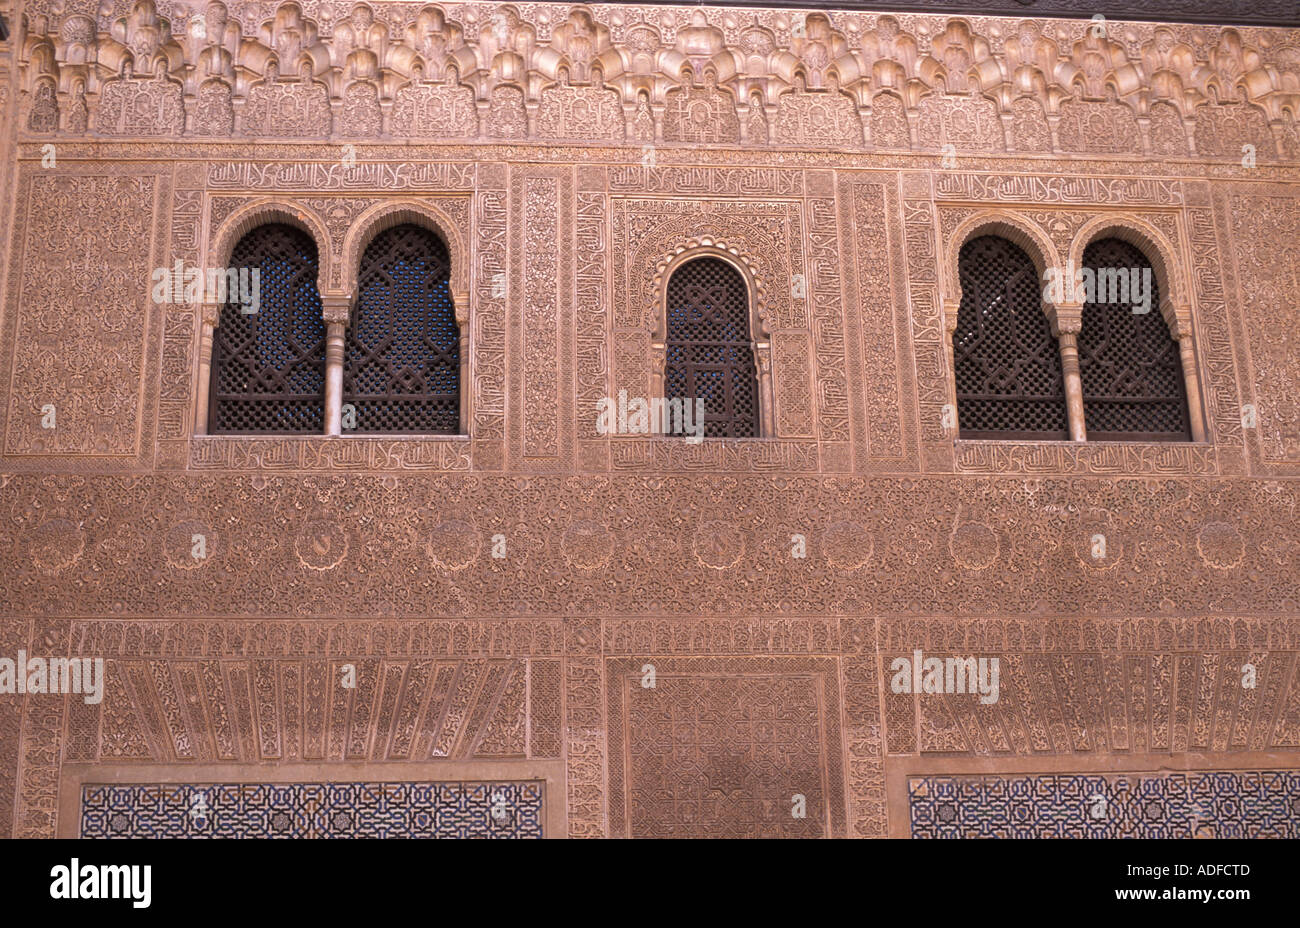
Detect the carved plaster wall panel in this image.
<box><xmin>1</xmin><ymin>1</ymin><xmax>1298</xmax><ymax>840</ymax></box>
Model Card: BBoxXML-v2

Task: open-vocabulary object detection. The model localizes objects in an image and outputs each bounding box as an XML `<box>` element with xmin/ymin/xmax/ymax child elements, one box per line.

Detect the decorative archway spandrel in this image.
<box><xmin>1066</xmin><ymin>212</ymin><xmax>1189</xmax><ymax>330</ymax></box>
<box><xmin>939</xmin><ymin>209</ymin><xmax>1062</xmax><ymax>320</ymax></box>
<box><xmin>206</xmin><ymin>198</ymin><xmax>335</xmax><ymax>298</ymax></box>
<box><xmin>339</xmin><ymin>199</ymin><xmax>472</xmax><ymax>307</ymax></box>
<box><xmin>617</xmin><ymin>201</ymin><xmax>802</xmax><ymax>337</ymax></box>
<box><xmin>650</xmin><ymin>238</ymin><xmax>772</xmax><ymax>341</ymax></box>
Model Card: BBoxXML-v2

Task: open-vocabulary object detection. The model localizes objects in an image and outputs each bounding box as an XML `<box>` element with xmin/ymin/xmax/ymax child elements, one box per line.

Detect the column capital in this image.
<box><xmin>200</xmin><ymin>302</ymin><xmax>221</xmax><ymax>327</ymax></box>
<box><xmin>452</xmin><ymin>291</ymin><xmax>470</xmax><ymax>325</ymax></box>
<box><xmin>943</xmin><ymin>300</ymin><xmax>961</xmax><ymax>335</ymax></box>
<box><xmin>1045</xmin><ymin>301</ymin><xmax>1083</xmax><ymax>338</ymax></box>
<box><xmin>320</xmin><ymin>294</ymin><xmax>353</xmax><ymax>325</ymax></box>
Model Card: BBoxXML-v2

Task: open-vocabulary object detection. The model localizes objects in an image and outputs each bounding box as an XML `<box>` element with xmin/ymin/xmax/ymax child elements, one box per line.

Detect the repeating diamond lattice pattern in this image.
<box><xmin>953</xmin><ymin>235</ymin><xmax>1069</xmax><ymax>438</ymax></box>
<box><xmin>343</xmin><ymin>224</ymin><xmax>459</xmax><ymax>433</ymax></box>
<box><xmin>665</xmin><ymin>257</ymin><xmax>758</xmax><ymax>438</ymax></box>
<box><xmin>1079</xmin><ymin>238</ymin><xmax>1191</xmax><ymax>440</ymax></box>
<box><xmin>210</xmin><ymin>223</ymin><xmax>326</xmax><ymax>433</ymax></box>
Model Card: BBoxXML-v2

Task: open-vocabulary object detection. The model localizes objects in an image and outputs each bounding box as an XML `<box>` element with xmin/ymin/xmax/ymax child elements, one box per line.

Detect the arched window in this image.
<box><xmin>665</xmin><ymin>257</ymin><xmax>758</xmax><ymax>438</ymax></box>
<box><xmin>344</xmin><ymin>224</ymin><xmax>459</xmax><ymax>433</ymax></box>
<box><xmin>953</xmin><ymin>235</ymin><xmax>1068</xmax><ymax>439</ymax></box>
<box><xmin>1078</xmin><ymin>238</ymin><xmax>1190</xmax><ymax>440</ymax></box>
<box><xmin>209</xmin><ymin>223</ymin><xmax>326</xmax><ymax>433</ymax></box>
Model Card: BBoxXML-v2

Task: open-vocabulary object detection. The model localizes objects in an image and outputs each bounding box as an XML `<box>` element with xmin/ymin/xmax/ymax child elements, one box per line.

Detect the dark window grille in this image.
<box><xmin>953</xmin><ymin>235</ymin><xmax>1068</xmax><ymax>439</ymax></box>
<box><xmin>209</xmin><ymin>223</ymin><xmax>326</xmax><ymax>433</ymax></box>
<box><xmin>342</xmin><ymin>224</ymin><xmax>460</xmax><ymax>433</ymax></box>
<box><xmin>1079</xmin><ymin>238</ymin><xmax>1190</xmax><ymax>441</ymax></box>
<box><xmin>665</xmin><ymin>257</ymin><xmax>759</xmax><ymax>438</ymax></box>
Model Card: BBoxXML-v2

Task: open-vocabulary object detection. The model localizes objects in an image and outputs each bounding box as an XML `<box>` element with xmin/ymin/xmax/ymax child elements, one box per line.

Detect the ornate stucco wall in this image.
<box><xmin>0</xmin><ymin>0</ymin><xmax>1298</xmax><ymax>838</ymax></box>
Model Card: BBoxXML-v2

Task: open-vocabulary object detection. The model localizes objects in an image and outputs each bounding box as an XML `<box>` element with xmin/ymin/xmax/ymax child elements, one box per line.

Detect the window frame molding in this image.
<box><xmin>650</xmin><ymin>241</ymin><xmax>775</xmax><ymax>439</ymax></box>
<box><xmin>1068</xmin><ymin>215</ymin><xmax>1207</xmax><ymax>443</ymax></box>
<box><xmin>340</xmin><ymin>203</ymin><xmax>470</xmax><ymax>436</ymax></box>
<box><xmin>198</xmin><ymin>201</ymin><xmax>332</xmax><ymax>436</ymax></box>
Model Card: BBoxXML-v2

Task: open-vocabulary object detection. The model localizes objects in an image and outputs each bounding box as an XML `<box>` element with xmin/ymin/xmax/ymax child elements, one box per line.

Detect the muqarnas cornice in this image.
<box><xmin>11</xmin><ymin>2</ymin><xmax>1300</xmax><ymax>160</ymax></box>
<box><xmin>597</xmin><ymin>1</ymin><xmax>1300</xmax><ymax>29</ymax></box>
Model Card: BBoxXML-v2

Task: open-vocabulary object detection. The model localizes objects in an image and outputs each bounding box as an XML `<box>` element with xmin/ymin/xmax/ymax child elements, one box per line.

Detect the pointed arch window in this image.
<box><xmin>1078</xmin><ymin>238</ymin><xmax>1191</xmax><ymax>441</ymax></box>
<box><xmin>209</xmin><ymin>223</ymin><xmax>326</xmax><ymax>433</ymax></box>
<box><xmin>953</xmin><ymin>235</ymin><xmax>1069</xmax><ymax>439</ymax></box>
<box><xmin>665</xmin><ymin>257</ymin><xmax>759</xmax><ymax>438</ymax></box>
<box><xmin>343</xmin><ymin>224</ymin><xmax>460</xmax><ymax>433</ymax></box>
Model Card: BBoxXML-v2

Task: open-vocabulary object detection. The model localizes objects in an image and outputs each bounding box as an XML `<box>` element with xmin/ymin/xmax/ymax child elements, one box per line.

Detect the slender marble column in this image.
<box><xmin>321</xmin><ymin>297</ymin><xmax>352</xmax><ymax>437</ymax></box>
<box><xmin>755</xmin><ymin>342</ymin><xmax>775</xmax><ymax>437</ymax></box>
<box><xmin>454</xmin><ymin>290</ymin><xmax>470</xmax><ymax>435</ymax></box>
<box><xmin>649</xmin><ymin>341</ymin><xmax>666</xmax><ymax>408</ymax></box>
<box><xmin>1049</xmin><ymin>303</ymin><xmax>1087</xmax><ymax>442</ymax></box>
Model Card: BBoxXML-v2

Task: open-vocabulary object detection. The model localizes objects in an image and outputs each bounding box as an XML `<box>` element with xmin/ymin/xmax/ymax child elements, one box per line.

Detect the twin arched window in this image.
<box><xmin>953</xmin><ymin>234</ymin><xmax>1191</xmax><ymax>441</ymax></box>
<box><xmin>209</xmin><ymin>222</ymin><xmax>460</xmax><ymax>435</ymax></box>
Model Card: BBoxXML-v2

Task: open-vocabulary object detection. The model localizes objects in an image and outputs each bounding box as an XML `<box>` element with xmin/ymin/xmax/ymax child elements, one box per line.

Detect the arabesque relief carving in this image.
<box><xmin>0</xmin><ymin>1</ymin><xmax>1297</xmax><ymax>842</ymax></box>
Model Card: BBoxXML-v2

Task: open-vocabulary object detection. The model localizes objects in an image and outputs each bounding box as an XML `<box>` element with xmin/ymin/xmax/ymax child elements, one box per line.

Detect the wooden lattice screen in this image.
<box><xmin>209</xmin><ymin>223</ymin><xmax>326</xmax><ymax>434</ymax></box>
<box><xmin>1079</xmin><ymin>237</ymin><xmax>1191</xmax><ymax>441</ymax></box>
<box><xmin>953</xmin><ymin>235</ymin><xmax>1069</xmax><ymax>439</ymax></box>
<box><xmin>343</xmin><ymin>224</ymin><xmax>460</xmax><ymax>433</ymax></box>
<box><xmin>665</xmin><ymin>257</ymin><xmax>759</xmax><ymax>438</ymax></box>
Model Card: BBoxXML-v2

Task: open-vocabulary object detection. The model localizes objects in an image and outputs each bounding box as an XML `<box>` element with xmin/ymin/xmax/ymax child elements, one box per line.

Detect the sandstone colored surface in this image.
<box><xmin>0</xmin><ymin>0</ymin><xmax>1297</xmax><ymax>838</ymax></box>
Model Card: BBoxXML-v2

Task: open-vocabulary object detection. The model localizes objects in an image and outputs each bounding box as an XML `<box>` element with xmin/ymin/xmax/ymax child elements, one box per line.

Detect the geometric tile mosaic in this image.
<box><xmin>910</xmin><ymin>771</ymin><xmax>1300</xmax><ymax>838</ymax></box>
<box><xmin>81</xmin><ymin>782</ymin><xmax>544</xmax><ymax>838</ymax></box>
